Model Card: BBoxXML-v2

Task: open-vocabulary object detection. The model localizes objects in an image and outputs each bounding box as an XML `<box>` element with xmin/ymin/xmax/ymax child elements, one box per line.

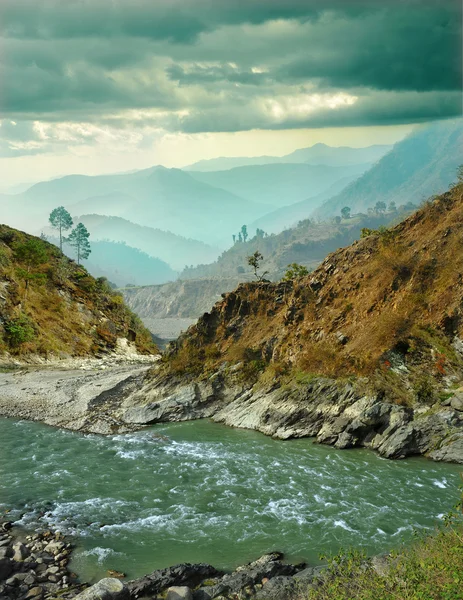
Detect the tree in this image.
<box><xmin>238</xmin><ymin>232</ymin><xmax>243</xmax><ymax>243</ymax></box>
<box><xmin>334</xmin><ymin>216</ymin><xmax>341</xmax><ymax>224</ymax></box>
<box><xmin>283</xmin><ymin>263</ymin><xmax>309</xmax><ymax>280</ymax></box>
<box><xmin>255</xmin><ymin>228</ymin><xmax>266</xmax><ymax>238</ymax></box>
<box><xmin>374</xmin><ymin>201</ymin><xmax>387</xmax><ymax>214</ymax></box>
<box><xmin>49</xmin><ymin>207</ymin><xmax>73</xmax><ymax>251</ymax></box>
<box><xmin>388</xmin><ymin>201</ymin><xmax>397</xmax><ymax>212</ymax></box>
<box><xmin>14</xmin><ymin>238</ymin><xmax>49</xmax><ymax>300</ymax></box>
<box><xmin>68</xmin><ymin>223</ymin><xmax>91</xmax><ymax>264</ymax></box>
<box><xmin>341</xmin><ymin>206</ymin><xmax>351</xmax><ymax>219</ymax></box>
<box><xmin>247</xmin><ymin>251</ymin><xmax>268</xmax><ymax>281</ymax></box>
<box><xmin>241</xmin><ymin>225</ymin><xmax>248</xmax><ymax>243</ymax></box>
<box><xmin>232</xmin><ymin>234</ymin><xmax>236</xmax><ymax>244</ymax></box>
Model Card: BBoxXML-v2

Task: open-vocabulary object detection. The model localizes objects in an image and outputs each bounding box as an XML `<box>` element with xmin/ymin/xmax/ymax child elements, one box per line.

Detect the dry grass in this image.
<box><xmin>0</xmin><ymin>225</ymin><xmax>157</xmax><ymax>357</ymax></box>
<box><xmin>164</xmin><ymin>182</ymin><xmax>463</xmax><ymax>400</ymax></box>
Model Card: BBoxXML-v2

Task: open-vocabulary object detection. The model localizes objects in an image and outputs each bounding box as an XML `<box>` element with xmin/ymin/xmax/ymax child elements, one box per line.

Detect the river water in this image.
<box><xmin>0</xmin><ymin>417</ymin><xmax>461</xmax><ymax>583</ymax></box>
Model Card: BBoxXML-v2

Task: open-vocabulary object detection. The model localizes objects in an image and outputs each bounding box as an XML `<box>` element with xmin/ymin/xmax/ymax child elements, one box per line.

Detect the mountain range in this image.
<box><xmin>185</xmin><ymin>143</ymin><xmax>392</xmax><ymax>171</ymax></box>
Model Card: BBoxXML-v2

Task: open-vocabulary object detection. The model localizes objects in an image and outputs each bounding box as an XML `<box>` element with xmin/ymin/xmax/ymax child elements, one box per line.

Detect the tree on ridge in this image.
<box><xmin>49</xmin><ymin>207</ymin><xmax>73</xmax><ymax>251</ymax></box>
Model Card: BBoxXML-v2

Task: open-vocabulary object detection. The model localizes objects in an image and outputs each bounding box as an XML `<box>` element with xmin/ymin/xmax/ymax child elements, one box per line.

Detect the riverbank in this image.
<box><xmin>2</xmin><ymin>508</ymin><xmax>462</xmax><ymax>600</ymax></box>
<box><xmin>0</xmin><ymin>512</ymin><xmax>325</xmax><ymax>600</ymax></box>
<box><xmin>1</xmin><ymin>363</ymin><xmax>463</xmax><ymax>464</ymax></box>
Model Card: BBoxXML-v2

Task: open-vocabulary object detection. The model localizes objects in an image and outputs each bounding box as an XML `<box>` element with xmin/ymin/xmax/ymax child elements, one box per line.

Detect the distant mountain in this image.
<box><xmin>40</xmin><ymin>214</ymin><xmax>220</xmax><ymax>271</ymax></box>
<box><xmin>188</xmin><ymin>163</ymin><xmax>370</xmax><ymax>209</ymax></box>
<box><xmin>315</xmin><ymin>119</ymin><xmax>463</xmax><ymax>217</ymax></box>
<box><xmin>84</xmin><ymin>240</ymin><xmax>176</xmax><ymax>287</ymax></box>
<box><xmin>185</xmin><ymin>143</ymin><xmax>392</xmax><ymax>171</ymax></box>
<box><xmin>44</xmin><ymin>235</ymin><xmax>177</xmax><ymax>287</ymax></box>
<box><xmin>2</xmin><ymin>166</ymin><xmax>271</xmax><ymax>246</ymax></box>
<box><xmin>249</xmin><ymin>174</ymin><xmax>361</xmax><ymax>234</ymax></box>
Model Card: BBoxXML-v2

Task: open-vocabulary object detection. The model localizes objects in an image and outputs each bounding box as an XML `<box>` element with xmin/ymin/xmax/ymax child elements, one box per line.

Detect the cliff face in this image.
<box><xmin>0</xmin><ymin>225</ymin><xmax>156</xmax><ymax>360</ymax></box>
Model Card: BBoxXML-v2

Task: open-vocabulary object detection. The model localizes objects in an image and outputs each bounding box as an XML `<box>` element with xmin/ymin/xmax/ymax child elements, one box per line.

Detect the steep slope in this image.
<box><xmin>189</xmin><ymin>163</ymin><xmax>370</xmax><ymax>208</ymax></box>
<box><xmin>2</xmin><ymin>166</ymin><xmax>270</xmax><ymax>246</ymax></box>
<box><xmin>180</xmin><ymin>208</ymin><xmax>409</xmax><ymax>282</ymax></box>
<box><xmin>114</xmin><ymin>181</ymin><xmax>463</xmax><ymax>463</ymax></box>
<box><xmin>41</xmin><ymin>214</ymin><xmax>220</xmax><ymax>271</ymax></box>
<box><xmin>170</xmin><ymin>181</ymin><xmax>463</xmax><ymax>388</ymax></box>
<box><xmin>0</xmin><ymin>225</ymin><xmax>156</xmax><ymax>358</ymax></box>
<box><xmin>185</xmin><ymin>143</ymin><xmax>392</xmax><ymax>171</ymax></box>
<box><xmin>315</xmin><ymin>119</ymin><xmax>463</xmax><ymax>217</ymax></box>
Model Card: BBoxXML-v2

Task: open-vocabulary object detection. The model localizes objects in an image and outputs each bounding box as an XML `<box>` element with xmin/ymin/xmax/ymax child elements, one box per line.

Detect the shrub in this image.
<box><xmin>4</xmin><ymin>313</ymin><xmax>36</xmax><ymax>347</ymax></box>
<box><xmin>283</xmin><ymin>263</ymin><xmax>309</xmax><ymax>281</ymax></box>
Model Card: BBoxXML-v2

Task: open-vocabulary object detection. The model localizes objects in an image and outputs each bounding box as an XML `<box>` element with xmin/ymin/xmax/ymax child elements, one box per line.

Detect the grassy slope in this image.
<box><xmin>166</xmin><ymin>181</ymin><xmax>463</xmax><ymax>404</ymax></box>
<box><xmin>300</xmin><ymin>515</ymin><xmax>463</xmax><ymax>600</ymax></box>
<box><xmin>0</xmin><ymin>225</ymin><xmax>156</xmax><ymax>358</ymax></box>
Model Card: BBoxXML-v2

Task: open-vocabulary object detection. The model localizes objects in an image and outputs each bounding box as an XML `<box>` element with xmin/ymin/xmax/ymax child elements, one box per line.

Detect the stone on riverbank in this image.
<box><xmin>73</xmin><ymin>578</ymin><xmax>129</xmax><ymax>600</ymax></box>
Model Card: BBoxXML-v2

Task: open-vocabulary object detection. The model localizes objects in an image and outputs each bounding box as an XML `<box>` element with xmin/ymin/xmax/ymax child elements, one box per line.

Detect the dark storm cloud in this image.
<box><xmin>0</xmin><ymin>0</ymin><xmax>461</xmax><ymax>139</ymax></box>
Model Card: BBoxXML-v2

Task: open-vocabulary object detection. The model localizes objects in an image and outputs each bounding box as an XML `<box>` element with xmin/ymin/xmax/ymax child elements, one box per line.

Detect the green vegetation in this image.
<box><xmin>0</xmin><ymin>224</ymin><xmax>156</xmax><ymax>357</ymax></box>
<box><xmin>283</xmin><ymin>263</ymin><xmax>309</xmax><ymax>281</ymax></box>
<box><xmin>49</xmin><ymin>206</ymin><xmax>73</xmax><ymax>251</ymax></box>
<box><xmin>247</xmin><ymin>251</ymin><xmax>268</xmax><ymax>281</ymax></box>
<box><xmin>67</xmin><ymin>222</ymin><xmax>91</xmax><ymax>264</ymax></box>
<box><xmin>14</xmin><ymin>238</ymin><xmax>49</xmax><ymax>299</ymax></box>
<box><xmin>4</xmin><ymin>313</ymin><xmax>36</xmax><ymax>347</ymax></box>
<box><xmin>299</xmin><ymin>510</ymin><xmax>463</xmax><ymax>600</ymax></box>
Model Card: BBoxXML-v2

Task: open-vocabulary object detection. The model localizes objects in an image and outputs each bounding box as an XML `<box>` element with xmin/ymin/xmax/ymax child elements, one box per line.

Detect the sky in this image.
<box><xmin>0</xmin><ymin>0</ymin><xmax>461</xmax><ymax>189</ymax></box>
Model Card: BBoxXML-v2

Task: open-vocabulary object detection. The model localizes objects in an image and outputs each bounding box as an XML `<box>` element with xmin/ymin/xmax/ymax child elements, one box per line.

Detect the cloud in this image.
<box><xmin>0</xmin><ymin>0</ymin><xmax>461</xmax><ymax>157</ymax></box>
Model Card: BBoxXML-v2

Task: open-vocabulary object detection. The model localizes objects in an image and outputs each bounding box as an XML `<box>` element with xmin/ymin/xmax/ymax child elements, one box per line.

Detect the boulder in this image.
<box><xmin>73</xmin><ymin>578</ymin><xmax>129</xmax><ymax>600</ymax></box>
<box><xmin>166</xmin><ymin>586</ymin><xmax>193</xmax><ymax>600</ymax></box>
<box><xmin>429</xmin><ymin>433</ymin><xmax>463</xmax><ymax>464</ymax></box>
<box><xmin>0</xmin><ymin>557</ymin><xmax>13</xmax><ymax>579</ymax></box>
<box><xmin>254</xmin><ymin>575</ymin><xmax>296</xmax><ymax>599</ymax></box>
<box><xmin>192</xmin><ymin>553</ymin><xmax>301</xmax><ymax>600</ymax></box>
<box><xmin>12</xmin><ymin>541</ymin><xmax>30</xmax><ymax>561</ymax></box>
<box><xmin>127</xmin><ymin>563</ymin><xmax>222</xmax><ymax>598</ymax></box>
<box><xmin>450</xmin><ymin>394</ymin><xmax>463</xmax><ymax>412</ymax></box>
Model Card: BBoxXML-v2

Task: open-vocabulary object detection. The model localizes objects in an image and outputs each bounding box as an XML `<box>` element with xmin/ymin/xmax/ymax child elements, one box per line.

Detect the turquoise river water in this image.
<box><xmin>0</xmin><ymin>417</ymin><xmax>461</xmax><ymax>583</ymax></box>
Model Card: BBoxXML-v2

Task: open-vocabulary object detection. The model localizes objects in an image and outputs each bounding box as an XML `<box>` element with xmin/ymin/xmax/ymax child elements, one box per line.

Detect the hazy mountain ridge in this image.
<box><xmin>41</xmin><ymin>214</ymin><xmax>220</xmax><ymax>271</ymax></box>
<box><xmin>189</xmin><ymin>162</ymin><xmax>371</xmax><ymax>209</ymax></box>
<box><xmin>185</xmin><ymin>143</ymin><xmax>392</xmax><ymax>171</ymax></box>
<box><xmin>43</xmin><ymin>235</ymin><xmax>177</xmax><ymax>288</ymax></box>
<box><xmin>315</xmin><ymin>119</ymin><xmax>463</xmax><ymax>217</ymax></box>
<box><xmin>1</xmin><ymin>166</ymin><xmax>269</xmax><ymax>247</ymax></box>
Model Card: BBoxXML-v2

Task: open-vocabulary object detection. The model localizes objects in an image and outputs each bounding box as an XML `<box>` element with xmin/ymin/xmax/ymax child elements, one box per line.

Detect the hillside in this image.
<box><xmin>44</xmin><ymin>214</ymin><xmax>220</xmax><ymax>271</ymax></box>
<box><xmin>180</xmin><ymin>209</ymin><xmax>410</xmax><ymax>282</ymax></box>
<box><xmin>185</xmin><ymin>143</ymin><xmax>392</xmax><ymax>171</ymax></box>
<box><xmin>315</xmin><ymin>119</ymin><xmax>463</xmax><ymax>217</ymax></box>
<box><xmin>189</xmin><ymin>163</ymin><xmax>370</xmax><ymax>209</ymax></box>
<box><xmin>165</xmin><ymin>179</ymin><xmax>463</xmax><ymax>406</ymax></box>
<box><xmin>1</xmin><ymin>166</ymin><xmax>270</xmax><ymax>246</ymax></box>
<box><xmin>249</xmin><ymin>174</ymin><xmax>361</xmax><ymax>234</ymax></box>
<box><xmin>0</xmin><ymin>225</ymin><xmax>156</xmax><ymax>358</ymax></box>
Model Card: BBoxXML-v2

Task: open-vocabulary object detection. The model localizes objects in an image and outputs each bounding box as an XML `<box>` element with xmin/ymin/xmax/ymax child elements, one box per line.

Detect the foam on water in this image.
<box><xmin>0</xmin><ymin>417</ymin><xmax>461</xmax><ymax>582</ymax></box>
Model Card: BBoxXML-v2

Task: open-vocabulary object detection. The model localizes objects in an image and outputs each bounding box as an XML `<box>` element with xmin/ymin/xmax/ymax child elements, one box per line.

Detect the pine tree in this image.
<box><xmin>49</xmin><ymin>207</ymin><xmax>73</xmax><ymax>251</ymax></box>
<box><xmin>68</xmin><ymin>223</ymin><xmax>91</xmax><ymax>265</ymax></box>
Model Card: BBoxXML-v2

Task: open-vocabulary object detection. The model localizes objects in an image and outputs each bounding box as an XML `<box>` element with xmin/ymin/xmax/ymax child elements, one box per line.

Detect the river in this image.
<box><xmin>0</xmin><ymin>417</ymin><xmax>461</xmax><ymax>583</ymax></box>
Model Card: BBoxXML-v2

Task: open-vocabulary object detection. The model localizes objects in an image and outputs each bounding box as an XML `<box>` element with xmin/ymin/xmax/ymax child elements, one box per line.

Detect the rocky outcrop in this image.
<box><xmin>118</xmin><ymin>370</ymin><xmax>463</xmax><ymax>463</ymax></box>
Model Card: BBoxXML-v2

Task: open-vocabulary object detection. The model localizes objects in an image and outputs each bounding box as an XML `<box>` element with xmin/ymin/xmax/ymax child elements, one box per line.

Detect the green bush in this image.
<box><xmin>4</xmin><ymin>313</ymin><xmax>36</xmax><ymax>346</ymax></box>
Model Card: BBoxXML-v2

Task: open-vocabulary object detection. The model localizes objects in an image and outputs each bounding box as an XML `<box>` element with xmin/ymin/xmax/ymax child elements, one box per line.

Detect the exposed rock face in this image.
<box><xmin>127</xmin><ymin>563</ymin><xmax>223</xmax><ymax>598</ymax></box>
<box><xmin>118</xmin><ymin>371</ymin><xmax>463</xmax><ymax>463</ymax></box>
